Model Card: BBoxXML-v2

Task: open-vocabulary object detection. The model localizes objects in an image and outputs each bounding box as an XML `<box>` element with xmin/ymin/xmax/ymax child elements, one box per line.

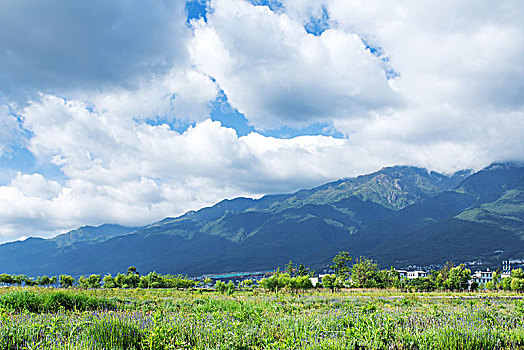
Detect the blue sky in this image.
<box><xmin>0</xmin><ymin>0</ymin><xmax>522</xmax><ymax>241</ymax></box>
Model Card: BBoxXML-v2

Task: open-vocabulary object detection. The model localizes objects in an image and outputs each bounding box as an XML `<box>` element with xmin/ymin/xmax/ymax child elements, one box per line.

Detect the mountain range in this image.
<box><xmin>1</xmin><ymin>162</ymin><xmax>523</xmax><ymax>277</ymax></box>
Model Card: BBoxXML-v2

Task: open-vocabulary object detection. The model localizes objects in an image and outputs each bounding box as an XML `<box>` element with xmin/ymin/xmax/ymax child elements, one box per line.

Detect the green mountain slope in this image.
<box><xmin>367</xmin><ymin>164</ymin><xmax>524</xmax><ymax>267</ymax></box>
<box><xmin>253</xmin><ymin>166</ymin><xmax>470</xmax><ymax>211</ymax></box>
<box><xmin>0</xmin><ymin>163</ymin><xmax>521</xmax><ymax>277</ymax></box>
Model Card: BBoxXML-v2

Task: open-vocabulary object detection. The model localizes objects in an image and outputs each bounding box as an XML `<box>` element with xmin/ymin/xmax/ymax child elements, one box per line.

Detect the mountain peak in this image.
<box><xmin>483</xmin><ymin>162</ymin><xmax>524</xmax><ymax>172</ymax></box>
<box><xmin>49</xmin><ymin>224</ymin><xmax>139</xmax><ymax>247</ymax></box>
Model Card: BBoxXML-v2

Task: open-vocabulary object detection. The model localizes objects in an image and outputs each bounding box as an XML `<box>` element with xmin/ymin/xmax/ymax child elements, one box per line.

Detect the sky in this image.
<box><xmin>0</xmin><ymin>0</ymin><xmax>523</xmax><ymax>242</ymax></box>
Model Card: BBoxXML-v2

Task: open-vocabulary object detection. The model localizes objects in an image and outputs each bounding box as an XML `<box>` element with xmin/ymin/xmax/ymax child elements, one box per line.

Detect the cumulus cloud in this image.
<box><xmin>321</xmin><ymin>0</ymin><xmax>524</xmax><ymax>166</ymax></box>
<box><xmin>323</xmin><ymin>0</ymin><xmax>524</xmax><ymax>109</ymax></box>
<box><xmin>190</xmin><ymin>0</ymin><xmax>399</xmax><ymax>129</ymax></box>
<box><xmin>247</xmin><ymin>0</ymin><xmax>524</xmax><ymax>165</ymax></box>
<box><xmin>0</xmin><ymin>94</ymin><xmax>380</xmax><ymax>241</ymax></box>
<box><xmin>0</xmin><ymin>0</ymin><xmax>189</xmax><ymax>102</ymax></box>
<box><xmin>0</xmin><ymin>0</ymin><xmax>523</xmax><ymax>242</ymax></box>
<box><xmin>188</xmin><ymin>0</ymin><xmax>524</xmax><ymax>167</ymax></box>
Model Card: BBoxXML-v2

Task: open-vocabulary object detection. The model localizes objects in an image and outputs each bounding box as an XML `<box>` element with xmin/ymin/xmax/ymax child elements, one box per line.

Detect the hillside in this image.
<box><xmin>366</xmin><ymin>164</ymin><xmax>524</xmax><ymax>267</ymax></box>
<box><xmin>0</xmin><ymin>163</ymin><xmax>522</xmax><ymax>276</ymax></box>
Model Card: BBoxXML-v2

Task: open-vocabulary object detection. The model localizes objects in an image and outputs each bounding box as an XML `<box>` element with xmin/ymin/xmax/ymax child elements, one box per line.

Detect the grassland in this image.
<box><xmin>0</xmin><ymin>287</ymin><xmax>523</xmax><ymax>349</ymax></box>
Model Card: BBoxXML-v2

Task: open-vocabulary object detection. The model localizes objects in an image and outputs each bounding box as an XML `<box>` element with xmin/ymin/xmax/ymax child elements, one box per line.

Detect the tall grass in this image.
<box><xmin>0</xmin><ymin>290</ymin><xmax>117</xmax><ymax>312</ymax></box>
<box><xmin>0</xmin><ymin>288</ymin><xmax>522</xmax><ymax>349</ymax></box>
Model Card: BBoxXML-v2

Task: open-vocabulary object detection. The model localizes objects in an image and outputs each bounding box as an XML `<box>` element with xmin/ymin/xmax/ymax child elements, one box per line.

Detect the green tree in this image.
<box><xmin>485</xmin><ymin>281</ymin><xmax>495</xmax><ymax>291</ymax></box>
<box><xmin>114</xmin><ymin>273</ymin><xmax>127</xmax><ymax>288</ymax></box>
<box><xmin>470</xmin><ymin>281</ymin><xmax>479</xmax><ymax>291</ymax></box>
<box><xmin>214</xmin><ymin>280</ymin><xmax>227</xmax><ymax>292</ymax></box>
<box><xmin>297</xmin><ymin>263</ymin><xmax>308</xmax><ymax>277</ymax></box>
<box><xmin>381</xmin><ymin>267</ymin><xmax>401</xmax><ymax>288</ymax></box>
<box><xmin>511</xmin><ymin>278</ymin><xmax>524</xmax><ymax>292</ymax></box>
<box><xmin>321</xmin><ymin>274</ymin><xmax>339</xmax><ymax>292</ymax></box>
<box><xmin>259</xmin><ymin>272</ymin><xmax>292</xmax><ymax>293</ymax></box>
<box><xmin>125</xmin><ymin>273</ymin><xmax>140</xmax><ymax>288</ymax></box>
<box><xmin>500</xmin><ymin>277</ymin><xmax>512</xmax><ymax>291</ymax></box>
<box><xmin>351</xmin><ymin>257</ymin><xmax>381</xmax><ymax>288</ymax></box>
<box><xmin>286</xmin><ymin>261</ymin><xmax>294</xmax><ymax>277</ymax></box>
<box><xmin>59</xmin><ymin>275</ymin><xmax>75</xmax><ymax>288</ymax></box>
<box><xmin>296</xmin><ymin>275</ymin><xmax>313</xmax><ymax>291</ymax></box>
<box><xmin>145</xmin><ymin>272</ymin><xmax>164</xmax><ymax>288</ymax></box>
<box><xmin>127</xmin><ymin>266</ymin><xmax>138</xmax><ymax>275</ymax></box>
<box><xmin>38</xmin><ymin>275</ymin><xmax>52</xmax><ymax>287</ymax></box>
<box><xmin>331</xmin><ymin>251</ymin><xmax>353</xmax><ymax>281</ymax></box>
<box><xmin>13</xmin><ymin>275</ymin><xmax>24</xmax><ymax>286</ymax></box>
<box><xmin>512</xmin><ymin>268</ymin><xmax>524</xmax><ymax>279</ymax></box>
<box><xmin>443</xmin><ymin>264</ymin><xmax>471</xmax><ymax>291</ymax></box>
<box><xmin>492</xmin><ymin>270</ymin><xmax>501</xmax><ymax>289</ymax></box>
<box><xmin>241</xmin><ymin>279</ymin><xmax>253</xmax><ymax>289</ymax></box>
<box><xmin>225</xmin><ymin>281</ymin><xmax>236</xmax><ymax>295</ymax></box>
<box><xmin>440</xmin><ymin>262</ymin><xmax>454</xmax><ymax>281</ymax></box>
<box><xmin>409</xmin><ymin>277</ymin><xmax>436</xmax><ymax>292</ymax></box>
<box><xmin>138</xmin><ymin>276</ymin><xmax>149</xmax><ymax>288</ymax></box>
<box><xmin>78</xmin><ymin>275</ymin><xmax>88</xmax><ymax>289</ymax></box>
<box><xmin>0</xmin><ymin>274</ymin><xmax>14</xmax><ymax>285</ymax></box>
<box><xmin>87</xmin><ymin>274</ymin><xmax>101</xmax><ymax>288</ymax></box>
<box><xmin>24</xmin><ymin>276</ymin><xmax>38</xmax><ymax>286</ymax></box>
<box><xmin>102</xmin><ymin>274</ymin><xmax>117</xmax><ymax>288</ymax></box>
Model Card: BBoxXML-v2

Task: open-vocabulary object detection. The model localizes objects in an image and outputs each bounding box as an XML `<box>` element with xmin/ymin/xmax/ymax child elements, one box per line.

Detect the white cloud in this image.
<box><xmin>0</xmin><ymin>94</ymin><xmax>393</xmax><ymax>241</ymax></box>
<box><xmin>86</xmin><ymin>69</ymin><xmax>218</xmax><ymax>123</ymax></box>
<box><xmin>190</xmin><ymin>0</ymin><xmax>399</xmax><ymax>129</ymax></box>
<box><xmin>0</xmin><ymin>0</ymin><xmax>190</xmax><ymax>103</ymax></box>
<box><xmin>0</xmin><ymin>0</ymin><xmax>523</xmax><ymax>242</ymax></box>
<box><xmin>324</xmin><ymin>0</ymin><xmax>524</xmax><ymax>109</ymax></box>
<box><xmin>189</xmin><ymin>0</ymin><xmax>524</xmax><ymax>169</ymax></box>
<box><xmin>279</xmin><ymin>0</ymin><xmax>524</xmax><ymax>167</ymax></box>
<box><xmin>9</xmin><ymin>173</ymin><xmax>62</xmax><ymax>199</ymax></box>
<box><xmin>321</xmin><ymin>0</ymin><xmax>524</xmax><ymax>166</ymax></box>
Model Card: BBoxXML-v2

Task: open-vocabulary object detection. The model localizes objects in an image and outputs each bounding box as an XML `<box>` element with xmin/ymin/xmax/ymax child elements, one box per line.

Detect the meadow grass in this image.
<box><xmin>0</xmin><ymin>287</ymin><xmax>522</xmax><ymax>349</ymax></box>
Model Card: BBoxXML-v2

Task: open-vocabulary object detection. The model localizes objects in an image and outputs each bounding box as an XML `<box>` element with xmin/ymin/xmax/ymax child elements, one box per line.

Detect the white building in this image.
<box><xmin>470</xmin><ymin>269</ymin><xmax>493</xmax><ymax>286</ymax></box>
<box><xmin>309</xmin><ymin>277</ymin><xmax>319</xmax><ymax>287</ymax></box>
<box><xmin>396</xmin><ymin>270</ymin><xmax>408</xmax><ymax>279</ymax></box>
<box><xmin>407</xmin><ymin>270</ymin><xmax>428</xmax><ymax>279</ymax></box>
<box><xmin>396</xmin><ymin>269</ymin><xmax>428</xmax><ymax>280</ymax></box>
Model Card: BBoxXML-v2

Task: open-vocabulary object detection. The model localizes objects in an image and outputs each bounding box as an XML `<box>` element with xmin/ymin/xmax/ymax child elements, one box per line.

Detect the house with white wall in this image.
<box><xmin>395</xmin><ymin>269</ymin><xmax>428</xmax><ymax>280</ymax></box>
<box><xmin>470</xmin><ymin>269</ymin><xmax>493</xmax><ymax>286</ymax></box>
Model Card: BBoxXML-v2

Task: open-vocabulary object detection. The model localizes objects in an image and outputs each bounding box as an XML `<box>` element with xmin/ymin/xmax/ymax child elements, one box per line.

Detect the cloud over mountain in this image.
<box><xmin>0</xmin><ymin>0</ymin><xmax>522</xmax><ymax>241</ymax></box>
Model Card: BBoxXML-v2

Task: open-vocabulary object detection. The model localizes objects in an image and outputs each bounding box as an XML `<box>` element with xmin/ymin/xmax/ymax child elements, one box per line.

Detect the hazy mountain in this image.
<box><xmin>0</xmin><ymin>224</ymin><xmax>139</xmax><ymax>274</ymax></box>
<box><xmin>0</xmin><ymin>163</ymin><xmax>522</xmax><ymax>277</ymax></box>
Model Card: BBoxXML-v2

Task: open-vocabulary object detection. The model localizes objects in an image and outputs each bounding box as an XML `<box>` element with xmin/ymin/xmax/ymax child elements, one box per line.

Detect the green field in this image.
<box><xmin>0</xmin><ymin>287</ymin><xmax>523</xmax><ymax>349</ymax></box>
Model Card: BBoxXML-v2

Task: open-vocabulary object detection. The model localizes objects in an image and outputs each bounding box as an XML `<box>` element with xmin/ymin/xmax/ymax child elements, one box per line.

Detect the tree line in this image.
<box><xmin>317</xmin><ymin>252</ymin><xmax>524</xmax><ymax>292</ymax></box>
<box><xmin>0</xmin><ymin>266</ymin><xmax>196</xmax><ymax>290</ymax></box>
<box><xmin>1</xmin><ymin>253</ymin><xmax>523</xmax><ymax>292</ymax></box>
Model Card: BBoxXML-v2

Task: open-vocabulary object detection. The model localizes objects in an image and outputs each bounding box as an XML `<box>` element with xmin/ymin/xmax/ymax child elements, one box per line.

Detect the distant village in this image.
<box><xmin>201</xmin><ymin>259</ymin><xmax>524</xmax><ymax>290</ymax></box>
<box><xmin>393</xmin><ymin>258</ymin><xmax>522</xmax><ymax>288</ymax></box>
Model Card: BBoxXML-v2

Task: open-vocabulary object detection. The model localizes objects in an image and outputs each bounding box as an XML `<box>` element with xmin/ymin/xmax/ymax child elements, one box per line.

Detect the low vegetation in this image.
<box><xmin>0</xmin><ymin>287</ymin><xmax>523</xmax><ymax>349</ymax></box>
<box><xmin>1</xmin><ymin>253</ymin><xmax>523</xmax><ymax>349</ymax></box>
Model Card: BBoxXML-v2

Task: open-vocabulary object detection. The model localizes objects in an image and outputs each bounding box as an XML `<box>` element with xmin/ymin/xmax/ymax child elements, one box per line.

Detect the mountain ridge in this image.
<box><xmin>0</xmin><ymin>163</ymin><xmax>522</xmax><ymax>277</ymax></box>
